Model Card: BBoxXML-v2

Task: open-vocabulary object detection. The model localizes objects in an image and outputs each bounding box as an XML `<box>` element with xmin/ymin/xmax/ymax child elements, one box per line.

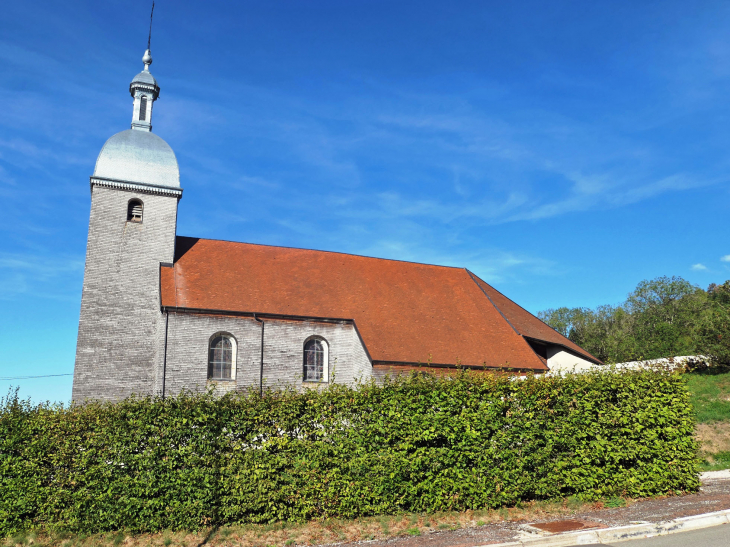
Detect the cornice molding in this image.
<box><xmin>129</xmin><ymin>82</ymin><xmax>160</xmax><ymax>98</ymax></box>
<box><xmin>90</xmin><ymin>176</ymin><xmax>183</xmax><ymax>198</ymax></box>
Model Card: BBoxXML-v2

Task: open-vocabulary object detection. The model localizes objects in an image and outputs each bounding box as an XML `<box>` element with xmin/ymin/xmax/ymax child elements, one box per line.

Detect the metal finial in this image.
<box><xmin>147</xmin><ymin>1</ymin><xmax>155</xmax><ymax>51</ymax></box>
<box><xmin>142</xmin><ymin>49</ymin><xmax>153</xmax><ymax>70</ymax></box>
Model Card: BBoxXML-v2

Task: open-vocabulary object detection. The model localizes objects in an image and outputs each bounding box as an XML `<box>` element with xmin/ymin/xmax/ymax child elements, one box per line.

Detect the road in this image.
<box><xmin>575</xmin><ymin>523</ymin><xmax>730</xmax><ymax>546</ymax></box>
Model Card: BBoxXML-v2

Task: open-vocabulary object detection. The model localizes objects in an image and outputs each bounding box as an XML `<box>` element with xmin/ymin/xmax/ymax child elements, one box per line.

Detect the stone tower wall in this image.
<box><xmin>72</xmin><ymin>185</ymin><xmax>178</xmax><ymax>402</ymax></box>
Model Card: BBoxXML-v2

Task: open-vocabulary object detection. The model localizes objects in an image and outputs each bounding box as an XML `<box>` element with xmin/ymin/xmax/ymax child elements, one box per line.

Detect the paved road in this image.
<box><xmin>575</xmin><ymin>522</ymin><xmax>730</xmax><ymax>546</ymax></box>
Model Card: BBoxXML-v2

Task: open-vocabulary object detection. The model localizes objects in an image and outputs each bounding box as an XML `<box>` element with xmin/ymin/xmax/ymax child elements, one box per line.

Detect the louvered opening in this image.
<box><xmin>127</xmin><ymin>200</ymin><xmax>143</xmax><ymax>222</ymax></box>
<box><xmin>139</xmin><ymin>96</ymin><xmax>147</xmax><ymax>121</ymax></box>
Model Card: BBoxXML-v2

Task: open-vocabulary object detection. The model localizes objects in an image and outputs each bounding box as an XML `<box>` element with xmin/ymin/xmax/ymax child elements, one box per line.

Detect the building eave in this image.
<box><xmin>90</xmin><ymin>176</ymin><xmax>183</xmax><ymax>198</ymax></box>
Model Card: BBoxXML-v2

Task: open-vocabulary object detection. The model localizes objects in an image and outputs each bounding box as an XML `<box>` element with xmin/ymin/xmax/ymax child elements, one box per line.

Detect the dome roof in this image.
<box><xmin>93</xmin><ymin>129</ymin><xmax>180</xmax><ymax>188</ymax></box>
<box><xmin>129</xmin><ymin>67</ymin><xmax>160</xmax><ymax>100</ymax></box>
<box><xmin>131</xmin><ymin>70</ymin><xmax>157</xmax><ymax>87</ymax></box>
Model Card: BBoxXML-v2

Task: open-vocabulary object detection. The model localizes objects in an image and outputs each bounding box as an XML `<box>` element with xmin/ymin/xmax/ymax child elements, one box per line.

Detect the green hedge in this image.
<box><xmin>0</xmin><ymin>369</ymin><xmax>699</xmax><ymax>535</ymax></box>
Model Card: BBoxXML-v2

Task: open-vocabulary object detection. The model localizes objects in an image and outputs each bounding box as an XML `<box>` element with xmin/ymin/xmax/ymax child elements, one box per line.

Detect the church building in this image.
<box><xmin>72</xmin><ymin>48</ymin><xmax>600</xmax><ymax>403</ymax></box>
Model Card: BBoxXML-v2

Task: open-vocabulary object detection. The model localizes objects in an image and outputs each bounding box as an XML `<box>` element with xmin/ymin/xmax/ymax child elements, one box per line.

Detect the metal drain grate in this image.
<box><xmin>529</xmin><ymin>519</ymin><xmax>604</xmax><ymax>533</ymax></box>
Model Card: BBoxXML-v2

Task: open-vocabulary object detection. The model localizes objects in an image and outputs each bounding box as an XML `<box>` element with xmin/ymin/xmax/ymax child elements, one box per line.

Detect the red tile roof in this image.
<box><xmin>470</xmin><ymin>275</ymin><xmax>601</xmax><ymax>364</ymax></box>
<box><xmin>160</xmin><ymin>237</ymin><xmax>597</xmax><ymax>370</ymax></box>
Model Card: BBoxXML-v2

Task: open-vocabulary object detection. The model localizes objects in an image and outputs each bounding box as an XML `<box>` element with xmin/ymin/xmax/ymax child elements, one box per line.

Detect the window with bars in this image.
<box><xmin>303</xmin><ymin>339</ymin><xmax>326</xmax><ymax>382</ymax></box>
<box><xmin>127</xmin><ymin>199</ymin><xmax>143</xmax><ymax>222</ymax></box>
<box><xmin>208</xmin><ymin>334</ymin><xmax>234</xmax><ymax>380</ymax></box>
<box><xmin>139</xmin><ymin>96</ymin><xmax>147</xmax><ymax>121</ymax></box>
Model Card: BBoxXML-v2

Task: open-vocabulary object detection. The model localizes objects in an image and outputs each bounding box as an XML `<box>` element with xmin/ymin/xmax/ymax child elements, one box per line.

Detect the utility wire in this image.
<box><xmin>1</xmin><ymin>373</ymin><xmax>73</xmax><ymax>380</ymax></box>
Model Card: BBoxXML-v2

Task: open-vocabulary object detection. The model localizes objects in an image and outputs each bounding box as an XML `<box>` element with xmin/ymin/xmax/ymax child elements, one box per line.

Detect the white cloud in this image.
<box><xmin>162</xmin><ymin>76</ymin><xmax>730</xmax><ymax>231</ymax></box>
<box><xmin>0</xmin><ymin>252</ymin><xmax>83</xmax><ymax>300</ymax></box>
<box><xmin>721</xmin><ymin>255</ymin><xmax>730</xmax><ymax>262</ymax></box>
<box><xmin>691</xmin><ymin>263</ymin><xmax>708</xmax><ymax>271</ymax></box>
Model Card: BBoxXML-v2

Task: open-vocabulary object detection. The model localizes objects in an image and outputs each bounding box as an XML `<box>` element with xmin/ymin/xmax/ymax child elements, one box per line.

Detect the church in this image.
<box><xmin>71</xmin><ymin>48</ymin><xmax>600</xmax><ymax>403</ymax></box>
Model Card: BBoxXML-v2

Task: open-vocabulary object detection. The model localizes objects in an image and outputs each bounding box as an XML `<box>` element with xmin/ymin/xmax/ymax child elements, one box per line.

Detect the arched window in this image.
<box><xmin>139</xmin><ymin>96</ymin><xmax>147</xmax><ymax>121</ymax></box>
<box><xmin>127</xmin><ymin>199</ymin><xmax>143</xmax><ymax>222</ymax></box>
<box><xmin>303</xmin><ymin>338</ymin><xmax>328</xmax><ymax>382</ymax></box>
<box><xmin>208</xmin><ymin>333</ymin><xmax>236</xmax><ymax>380</ymax></box>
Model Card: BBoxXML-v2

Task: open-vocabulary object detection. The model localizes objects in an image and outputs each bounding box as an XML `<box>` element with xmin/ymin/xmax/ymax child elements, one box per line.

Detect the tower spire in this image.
<box><xmin>143</xmin><ymin>1</ymin><xmax>155</xmax><ymax>72</ymax></box>
<box><xmin>148</xmin><ymin>1</ymin><xmax>155</xmax><ymax>51</ymax></box>
<box><xmin>130</xmin><ymin>1</ymin><xmax>160</xmax><ymax>131</ymax></box>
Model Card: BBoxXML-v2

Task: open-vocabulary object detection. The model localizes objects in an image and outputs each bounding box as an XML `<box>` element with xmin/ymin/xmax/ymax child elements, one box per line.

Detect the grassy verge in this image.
<box><xmin>687</xmin><ymin>367</ymin><xmax>730</xmax><ymax>471</ymax></box>
<box><xmin>699</xmin><ymin>451</ymin><xmax>730</xmax><ymax>472</ymax></box>
<box><xmin>0</xmin><ymin>497</ymin><xmax>632</xmax><ymax>547</ymax></box>
<box><xmin>687</xmin><ymin>368</ymin><xmax>730</xmax><ymax>422</ymax></box>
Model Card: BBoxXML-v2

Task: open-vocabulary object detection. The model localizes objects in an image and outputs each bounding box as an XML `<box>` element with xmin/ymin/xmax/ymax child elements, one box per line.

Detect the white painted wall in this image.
<box><xmin>546</xmin><ymin>347</ymin><xmax>598</xmax><ymax>373</ymax></box>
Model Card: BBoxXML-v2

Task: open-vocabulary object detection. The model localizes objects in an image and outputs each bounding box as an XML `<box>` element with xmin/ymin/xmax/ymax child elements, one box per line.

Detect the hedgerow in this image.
<box><xmin>0</xmin><ymin>369</ymin><xmax>699</xmax><ymax>535</ymax></box>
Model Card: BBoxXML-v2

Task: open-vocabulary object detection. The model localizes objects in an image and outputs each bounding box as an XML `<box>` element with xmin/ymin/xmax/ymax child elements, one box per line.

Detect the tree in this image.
<box><xmin>625</xmin><ymin>276</ymin><xmax>706</xmax><ymax>360</ymax></box>
<box><xmin>540</xmin><ymin>305</ymin><xmax>636</xmax><ymax>363</ymax></box>
<box><xmin>697</xmin><ymin>281</ymin><xmax>730</xmax><ymax>365</ymax></box>
<box><xmin>537</xmin><ymin>307</ymin><xmax>583</xmax><ymax>337</ymax></box>
<box><xmin>539</xmin><ymin>276</ymin><xmax>730</xmax><ymax>364</ymax></box>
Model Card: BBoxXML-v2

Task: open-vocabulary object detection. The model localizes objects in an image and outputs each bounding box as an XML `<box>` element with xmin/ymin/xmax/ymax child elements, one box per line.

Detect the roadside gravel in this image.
<box><xmin>332</xmin><ymin>474</ymin><xmax>730</xmax><ymax>547</ymax></box>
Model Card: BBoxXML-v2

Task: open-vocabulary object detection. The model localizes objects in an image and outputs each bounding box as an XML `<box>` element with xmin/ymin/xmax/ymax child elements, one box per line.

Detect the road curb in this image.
<box><xmin>477</xmin><ymin>508</ymin><xmax>730</xmax><ymax>546</ymax></box>
<box><xmin>700</xmin><ymin>469</ymin><xmax>730</xmax><ymax>481</ymax></box>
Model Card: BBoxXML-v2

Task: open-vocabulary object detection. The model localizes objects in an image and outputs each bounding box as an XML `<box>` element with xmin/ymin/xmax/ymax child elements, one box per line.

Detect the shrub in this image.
<box><xmin>0</xmin><ymin>369</ymin><xmax>699</xmax><ymax>535</ymax></box>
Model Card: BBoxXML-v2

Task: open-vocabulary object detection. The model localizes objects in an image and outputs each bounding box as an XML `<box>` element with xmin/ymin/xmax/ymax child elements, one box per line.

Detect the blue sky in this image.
<box><xmin>2</xmin><ymin>0</ymin><xmax>730</xmax><ymax>403</ymax></box>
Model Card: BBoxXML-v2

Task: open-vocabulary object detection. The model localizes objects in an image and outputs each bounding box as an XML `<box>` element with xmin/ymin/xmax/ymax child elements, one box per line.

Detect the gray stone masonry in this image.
<box><xmin>72</xmin><ymin>185</ymin><xmax>178</xmax><ymax>402</ymax></box>
<box><xmin>162</xmin><ymin>312</ymin><xmax>373</xmax><ymax>396</ymax></box>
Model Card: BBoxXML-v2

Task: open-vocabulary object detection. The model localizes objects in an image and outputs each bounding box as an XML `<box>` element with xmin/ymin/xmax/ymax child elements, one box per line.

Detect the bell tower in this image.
<box><xmin>72</xmin><ymin>48</ymin><xmax>182</xmax><ymax>402</ymax></box>
<box><xmin>131</xmin><ymin>49</ymin><xmax>159</xmax><ymax>131</ymax></box>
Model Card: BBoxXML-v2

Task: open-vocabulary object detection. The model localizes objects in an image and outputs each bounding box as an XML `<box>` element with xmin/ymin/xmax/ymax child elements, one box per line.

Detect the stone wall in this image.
<box><xmin>161</xmin><ymin>312</ymin><xmax>373</xmax><ymax>396</ymax></box>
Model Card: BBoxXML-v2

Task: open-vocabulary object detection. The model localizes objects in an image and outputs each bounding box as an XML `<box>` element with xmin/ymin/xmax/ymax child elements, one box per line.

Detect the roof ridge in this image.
<box><xmin>465</xmin><ymin>269</ymin><xmax>563</xmax><ymax>370</ymax></box>
<box><xmin>468</xmin><ymin>269</ymin><xmax>573</xmax><ymax>338</ymax></box>
<box><xmin>468</xmin><ymin>270</ymin><xmax>602</xmax><ymax>364</ymax></box>
<box><xmin>176</xmin><ymin>235</ymin><xmax>466</xmax><ymax>271</ymax></box>
<box><xmin>465</xmin><ymin>269</ymin><xmax>520</xmax><ymax>335</ymax></box>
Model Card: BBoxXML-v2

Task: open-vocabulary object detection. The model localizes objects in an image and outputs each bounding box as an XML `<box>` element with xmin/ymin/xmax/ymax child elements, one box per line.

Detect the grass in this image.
<box><xmin>604</xmin><ymin>497</ymin><xmax>627</xmax><ymax>508</ymax></box>
<box><xmin>686</xmin><ymin>368</ymin><xmax>730</xmax><ymax>423</ymax></box>
<box><xmin>699</xmin><ymin>450</ymin><xmax>730</xmax><ymax>472</ymax></box>
<box><xmin>1</xmin><ymin>497</ymin><xmax>623</xmax><ymax>547</ymax></box>
<box><xmin>686</xmin><ymin>368</ymin><xmax>730</xmax><ymax>471</ymax></box>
